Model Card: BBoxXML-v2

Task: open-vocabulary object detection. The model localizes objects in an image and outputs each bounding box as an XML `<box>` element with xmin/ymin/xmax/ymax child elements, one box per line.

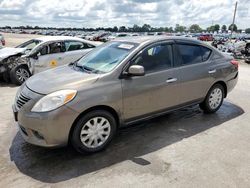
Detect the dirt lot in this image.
<box><xmin>0</xmin><ymin>33</ymin><xmax>250</xmax><ymax>188</ymax></box>
<box><xmin>1</xmin><ymin>32</ymin><xmax>42</xmax><ymax>47</ymax></box>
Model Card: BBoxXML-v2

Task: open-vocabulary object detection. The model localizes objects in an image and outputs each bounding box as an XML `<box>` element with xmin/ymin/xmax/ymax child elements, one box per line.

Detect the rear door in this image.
<box><xmin>62</xmin><ymin>41</ymin><xmax>95</xmax><ymax>64</ymax></box>
<box><xmin>174</xmin><ymin>41</ymin><xmax>215</xmax><ymax>104</ymax></box>
<box><xmin>122</xmin><ymin>41</ymin><xmax>182</xmax><ymax>121</ymax></box>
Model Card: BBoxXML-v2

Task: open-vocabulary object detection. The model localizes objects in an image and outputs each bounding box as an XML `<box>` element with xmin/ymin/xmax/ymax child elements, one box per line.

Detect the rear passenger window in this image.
<box><xmin>201</xmin><ymin>46</ymin><xmax>212</xmax><ymax>61</ymax></box>
<box><xmin>65</xmin><ymin>41</ymin><xmax>94</xmax><ymax>51</ymax></box>
<box><xmin>177</xmin><ymin>44</ymin><xmax>202</xmax><ymax>65</ymax></box>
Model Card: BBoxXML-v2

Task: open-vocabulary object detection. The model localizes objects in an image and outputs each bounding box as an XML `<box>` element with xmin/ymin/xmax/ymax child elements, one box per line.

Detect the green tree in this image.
<box><xmin>229</xmin><ymin>24</ymin><xmax>237</xmax><ymax>32</ymax></box>
<box><xmin>132</xmin><ymin>24</ymin><xmax>140</xmax><ymax>32</ymax></box>
<box><xmin>119</xmin><ymin>26</ymin><xmax>127</xmax><ymax>32</ymax></box>
<box><xmin>222</xmin><ymin>25</ymin><xmax>227</xmax><ymax>32</ymax></box>
<box><xmin>169</xmin><ymin>27</ymin><xmax>174</xmax><ymax>33</ymax></box>
<box><xmin>245</xmin><ymin>28</ymin><xmax>250</xmax><ymax>34</ymax></box>
<box><xmin>175</xmin><ymin>24</ymin><xmax>186</xmax><ymax>32</ymax></box>
<box><xmin>214</xmin><ymin>24</ymin><xmax>220</xmax><ymax>32</ymax></box>
<box><xmin>141</xmin><ymin>24</ymin><xmax>151</xmax><ymax>32</ymax></box>
<box><xmin>189</xmin><ymin>24</ymin><xmax>202</xmax><ymax>33</ymax></box>
<box><xmin>113</xmin><ymin>26</ymin><xmax>118</xmax><ymax>32</ymax></box>
<box><xmin>207</xmin><ymin>26</ymin><xmax>215</xmax><ymax>32</ymax></box>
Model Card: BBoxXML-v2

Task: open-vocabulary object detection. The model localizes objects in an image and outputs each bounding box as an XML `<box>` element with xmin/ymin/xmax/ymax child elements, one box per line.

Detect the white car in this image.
<box><xmin>0</xmin><ymin>36</ymin><xmax>102</xmax><ymax>85</ymax></box>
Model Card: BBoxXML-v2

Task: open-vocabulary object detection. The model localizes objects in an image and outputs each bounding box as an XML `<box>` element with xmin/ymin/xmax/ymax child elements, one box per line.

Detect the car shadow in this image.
<box><xmin>0</xmin><ymin>80</ymin><xmax>18</xmax><ymax>88</ymax></box>
<box><xmin>9</xmin><ymin>101</ymin><xmax>244</xmax><ymax>183</ymax></box>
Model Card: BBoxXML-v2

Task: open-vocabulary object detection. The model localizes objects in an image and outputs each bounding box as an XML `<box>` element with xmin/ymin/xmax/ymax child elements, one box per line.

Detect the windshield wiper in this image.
<box><xmin>73</xmin><ymin>62</ymin><xmax>96</xmax><ymax>73</ymax></box>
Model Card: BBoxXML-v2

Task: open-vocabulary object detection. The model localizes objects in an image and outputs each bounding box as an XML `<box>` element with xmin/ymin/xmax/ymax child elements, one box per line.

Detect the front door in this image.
<box><xmin>122</xmin><ymin>41</ymin><xmax>181</xmax><ymax>122</ymax></box>
<box><xmin>31</xmin><ymin>41</ymin><xmax>66</xmax><ymax>74</ymax></box>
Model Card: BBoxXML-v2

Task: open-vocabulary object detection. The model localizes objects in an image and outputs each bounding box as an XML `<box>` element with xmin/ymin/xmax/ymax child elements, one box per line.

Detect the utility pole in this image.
<box><xmin>231</xmin><ymin>1</ymin><xmax>238</xmax><ymax>38</ymax></box>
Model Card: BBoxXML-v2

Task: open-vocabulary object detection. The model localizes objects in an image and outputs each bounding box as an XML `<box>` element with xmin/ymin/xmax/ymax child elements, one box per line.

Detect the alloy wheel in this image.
<box><xmin>16</xmin><ymin>68</ymin><xmax>30</xmax><ymax>82</ymax></box>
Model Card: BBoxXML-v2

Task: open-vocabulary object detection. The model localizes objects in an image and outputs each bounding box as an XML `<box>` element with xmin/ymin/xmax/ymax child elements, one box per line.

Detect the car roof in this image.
<box><xmin>33</xmin><ymin>36</ymin><xmax>101</xmax><ymax>46</ymax></box>
<box><xmin>113</xmin><ymin>36</ymin><xmax>206</xmax><ymax>46</ymax></box>
<box><xmin>35</xmin><ymin>36</ymin><xmax>82</xmax><ymax>42</ymax></box>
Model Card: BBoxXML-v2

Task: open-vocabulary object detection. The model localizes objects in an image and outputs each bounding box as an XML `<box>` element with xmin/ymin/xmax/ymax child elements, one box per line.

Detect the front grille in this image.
<box><xmin>16</xmin><ymin>93</ymin><xmax>30</xmax><ymax>110</ymax></box>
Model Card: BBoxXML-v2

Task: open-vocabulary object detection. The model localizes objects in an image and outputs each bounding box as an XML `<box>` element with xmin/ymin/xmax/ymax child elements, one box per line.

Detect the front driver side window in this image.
<box><xmin>49</xmin><ymin>42</ymin><xmax>64</xmax><ymax>54</ymax></box>
<box><xmin>132</xmin><ymin>43</ymin><xmax>173</xmax><ymax>73</ymax></box>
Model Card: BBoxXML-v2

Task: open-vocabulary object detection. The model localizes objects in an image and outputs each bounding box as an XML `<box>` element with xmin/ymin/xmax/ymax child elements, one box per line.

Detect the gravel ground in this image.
<box><xmin>0</xmin><ymin>33</ymin><xmax>250</xmax><ymax>188</ymax></box>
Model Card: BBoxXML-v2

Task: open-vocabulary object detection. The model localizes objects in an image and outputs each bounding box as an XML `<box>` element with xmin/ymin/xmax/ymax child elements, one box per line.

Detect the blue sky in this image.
<box><xmin>0</xmin><ymin>0</ymin><xmax>249</xmax><ymax>29</ymax></box>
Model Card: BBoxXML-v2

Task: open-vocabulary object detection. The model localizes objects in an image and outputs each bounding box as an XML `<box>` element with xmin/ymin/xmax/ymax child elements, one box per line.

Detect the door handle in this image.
<box><xmin>166</xmin><ymin>78</ymin><xmax>177</xmax><ymax>83</ymax></box>
<box><xmin>208</xmin><ymin>69</ymin><xmax>216</xmax><ymax>74</ymax></box>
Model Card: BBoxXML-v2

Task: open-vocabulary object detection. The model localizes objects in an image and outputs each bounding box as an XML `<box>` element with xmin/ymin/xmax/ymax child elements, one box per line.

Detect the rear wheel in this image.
<box><xmin>71</xmin><ymin>110</ymin><xmax>117</xmax><ymax>153</ymax></box>
<box><xmin>200</xmin><ymin>84</ymin><xmax>225</xmax><ymax>113</ymax></box>
<box><xmin>10</xmin><ymin>65</ymin><xmax>31</xmax><ymax>85</ymax></box>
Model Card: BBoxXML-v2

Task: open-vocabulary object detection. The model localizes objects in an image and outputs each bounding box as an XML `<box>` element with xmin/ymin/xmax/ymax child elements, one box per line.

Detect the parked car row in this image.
<box><xmin>11</xmin><ymin>36</ymin><xmax>238</xmax><ymax>153</ymax></box>
<box><xmin>0</xmin><ymin>36</ymin><xmax>102</xmax><ymax>85</ymax></box>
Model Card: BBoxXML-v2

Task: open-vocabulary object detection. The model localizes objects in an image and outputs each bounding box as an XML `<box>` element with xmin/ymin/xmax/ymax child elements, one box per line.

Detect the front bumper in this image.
<box><xmin>13</xmin><ymin>86</ymin><xmax>80</xmax><ymax>147</ymax></box>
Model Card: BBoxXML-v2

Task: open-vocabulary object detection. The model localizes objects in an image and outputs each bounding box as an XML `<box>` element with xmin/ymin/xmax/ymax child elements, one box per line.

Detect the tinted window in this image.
<box><xmin>133</xmin><ymin>44</ymin><xmax>173</xmax><ymax>73</ymax></box>
<box><xmin>65</xmin><ymin>41</ymin><xmax>94</xmax><ymax>51</ymax></box>
<box><xmin>177</xmin><ymin>44</ymin><xmax>202</xmax><ymax>65</ymax></box>
<box><xmin>201</xmin><ymin>46</ymin><xmax>212</xmax><ymax>61</ymax></box>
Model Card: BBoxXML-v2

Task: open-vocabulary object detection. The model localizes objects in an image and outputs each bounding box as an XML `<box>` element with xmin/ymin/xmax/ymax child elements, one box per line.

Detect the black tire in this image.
<box><xmin>10</xmin><ymin>65</ymin><xmax>31</xmax><ymax>85</ymax></box>
<box><xmin>200</xmin><ymin>84</ymin><xmax>225</xmax><ymax>114</ymax></box>
<box><xmin>71</xmin><ymin>110</ymin><xmax>117</xmax><ymax>154</ymax></box>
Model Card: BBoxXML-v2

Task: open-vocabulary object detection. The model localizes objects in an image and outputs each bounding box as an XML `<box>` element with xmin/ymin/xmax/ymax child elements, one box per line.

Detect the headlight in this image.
<box><xmin>31</xmin><ymin>90</ymin><xmax>77</xmax><ymax>112</ymax></box>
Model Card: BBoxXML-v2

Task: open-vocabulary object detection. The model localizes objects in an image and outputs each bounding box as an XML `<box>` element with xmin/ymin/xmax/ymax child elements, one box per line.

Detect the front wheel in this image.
<box><xmin>200</xmin><ymin>84</ymin><xmax>225</xmax><ymax>114</ymax></box>
<box><xmin>71</xmin><ymin>110</ymin><xmax>117</xmax><ymax>154</ymax></box>
<box><xmin>10</xmin><ymin>65</ymin><xmax>31</xmax><ymax>85</ymax></box>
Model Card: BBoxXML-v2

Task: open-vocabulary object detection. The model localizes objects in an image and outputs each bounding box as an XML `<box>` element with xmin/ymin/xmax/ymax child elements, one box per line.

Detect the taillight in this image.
<box><xmin>231</xmin><ymin>60</ymin><xmax>239</xmax><ymax>69</ymax></box>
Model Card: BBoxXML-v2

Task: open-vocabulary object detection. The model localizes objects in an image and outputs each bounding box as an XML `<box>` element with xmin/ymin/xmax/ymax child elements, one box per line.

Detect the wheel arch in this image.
<box><xmin>212</xmin><ymin>81</ymin><xmax>228</xmax><ymax>98</ymax></box>
<box><xmin>68</xmin><ymin>105</ymin><xmax>120</xmax><ymax>143</ymax></box>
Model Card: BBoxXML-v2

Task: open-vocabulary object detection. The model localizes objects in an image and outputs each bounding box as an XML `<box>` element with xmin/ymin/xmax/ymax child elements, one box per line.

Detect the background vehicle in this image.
<box><xmin>0</xmin><ymin>38</ymin><xmax>43</xmax><ymax>83</ymax></box>
<box><xmin>13</xmin><ymin>36</ymin><xmax>238</xmax><ymax>153</ymax></box>
<box><xmin>0</xmin><ymin>36</ymin><xmax>102</xmax><ymax>85</ymax></box>
<box><xmin>198</xmin><ymin>34</ymin><xmax>213</xmax><ymax>41</ymax></box>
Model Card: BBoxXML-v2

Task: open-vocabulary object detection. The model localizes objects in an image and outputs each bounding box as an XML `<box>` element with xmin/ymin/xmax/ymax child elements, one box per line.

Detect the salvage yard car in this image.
<box><xmin>0</xmin><ymin>36</ymin><xmax>102</xmax><ymax>85</ymax></box>
<box><xmin>13</xmin><ymin>36</ymin><xmax>238</xmax><ymax>153</ymax></box>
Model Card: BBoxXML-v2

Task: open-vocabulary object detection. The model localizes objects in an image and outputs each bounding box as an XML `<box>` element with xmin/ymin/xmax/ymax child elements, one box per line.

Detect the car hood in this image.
<box><xmin>26</xmin><ymin>65</ymin><xmax>100</xmax><ymax>95</ymax></box>
<box><xmin>0</xmin><ymin>47</ymin><xmax>25</xmax><ymax>61</ymax></box>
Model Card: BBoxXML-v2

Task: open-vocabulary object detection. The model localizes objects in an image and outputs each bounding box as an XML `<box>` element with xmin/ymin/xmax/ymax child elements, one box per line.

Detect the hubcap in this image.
<box><xmin>80</xmin><ymin>117</ymin><xmax>111</xmax><ymax>148</ymax></box>
<box><xmin>209</xmin><ymin>88</ymin><xmax>223</xmax><ymax>109</ymax></box>
<box><xmin>16</xmin><ymin>68</ymin><xmax>29</xmax><ymax>82</ymax></box>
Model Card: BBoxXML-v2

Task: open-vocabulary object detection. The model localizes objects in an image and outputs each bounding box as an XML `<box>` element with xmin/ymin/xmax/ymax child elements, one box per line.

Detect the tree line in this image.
<box><xmin>1</xmin><ymin>23</ymin><xmax>249</xmax><ymax>33</ymax></box>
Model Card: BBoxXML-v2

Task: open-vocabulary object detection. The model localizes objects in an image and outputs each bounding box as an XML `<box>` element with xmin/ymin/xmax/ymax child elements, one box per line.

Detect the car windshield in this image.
<box><xmin>76</xmin><ymin>41</ymin><xmax>138</xmax><ymax>73</ymax></box>
<box><xmin>16</xmin><ymin>39</ymin><xmax>41</xmax><ymax>50</ymax></box>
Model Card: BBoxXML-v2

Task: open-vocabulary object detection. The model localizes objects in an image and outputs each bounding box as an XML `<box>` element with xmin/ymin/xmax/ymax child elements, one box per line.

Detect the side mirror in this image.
<box><xmin>32</xmin><ymin>53</ymin><xmax>39</xmax><ymax>60</ymax></box>
<box><xmin>128</xmin><ymin>65</ymin><xmax>145</xmax><ymax>76</ymax></box>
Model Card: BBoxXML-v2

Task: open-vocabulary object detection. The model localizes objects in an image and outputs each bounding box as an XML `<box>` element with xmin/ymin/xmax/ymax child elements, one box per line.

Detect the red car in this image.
<box><xmin>198</xmin><ymin>34</ymin><xmax>213</xmax><ymax>41</ymax></box>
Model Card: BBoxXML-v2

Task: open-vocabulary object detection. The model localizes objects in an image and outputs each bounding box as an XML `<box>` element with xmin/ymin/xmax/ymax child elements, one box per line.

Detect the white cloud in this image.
<box><xmin>0</xmin><ymin>0</ymin><xmax>249</xmax><ymax>29</ymax></box>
